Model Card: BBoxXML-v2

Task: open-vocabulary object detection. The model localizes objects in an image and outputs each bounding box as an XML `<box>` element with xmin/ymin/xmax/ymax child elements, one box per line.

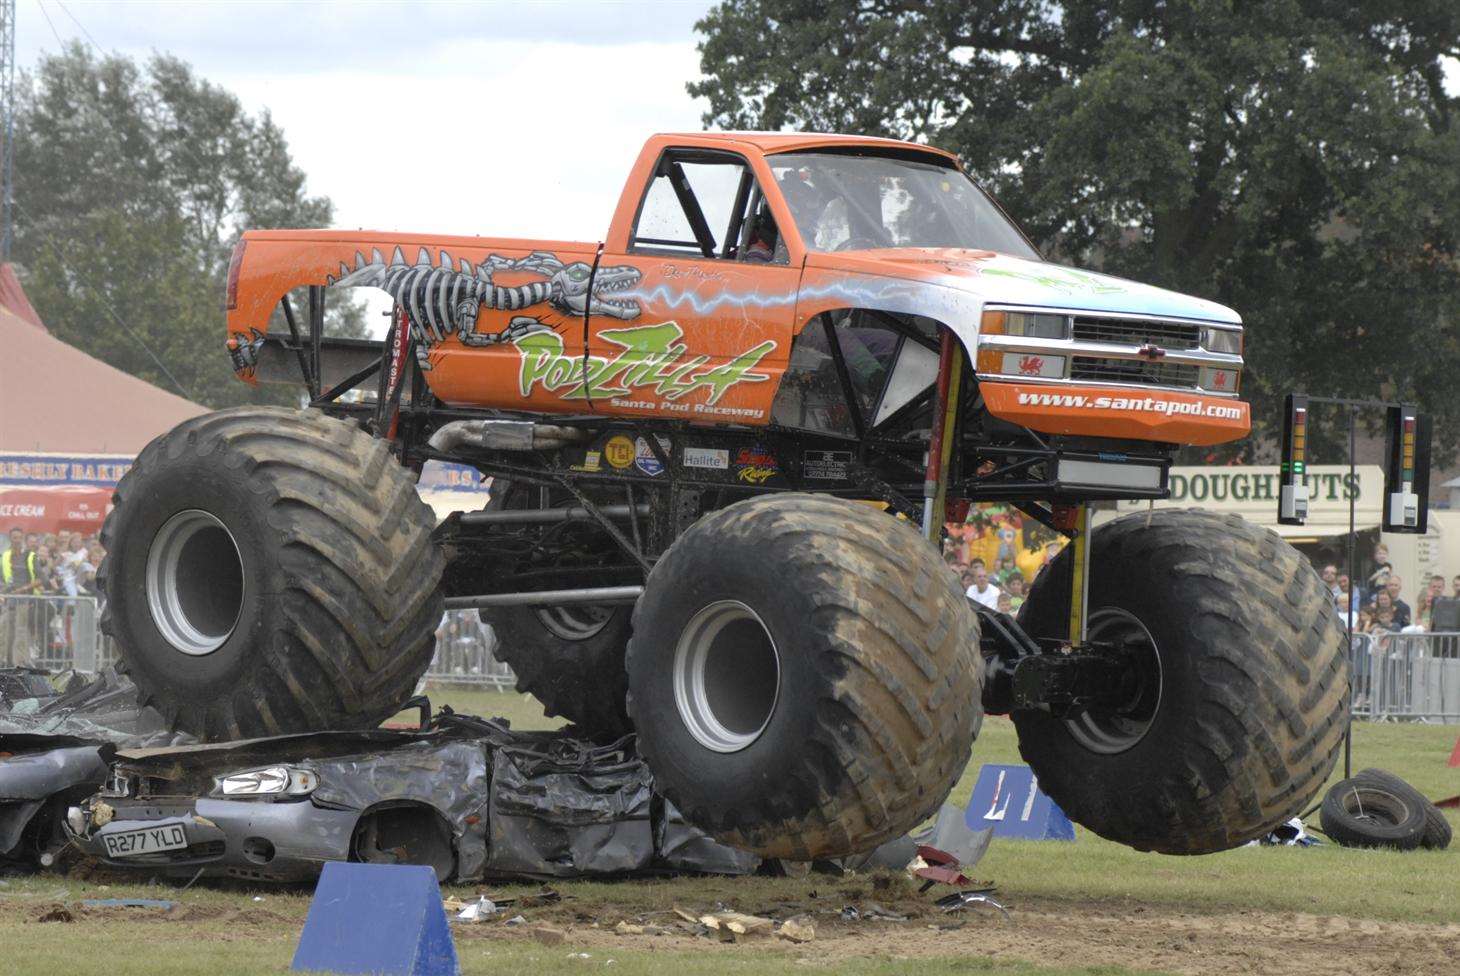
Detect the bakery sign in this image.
<box><xmin>1113</xmin><ymin>464</ymin><xmax>1385</xmax><ymax>532</ymax></box>
<box><xmin>0</xmin><ymin>453</ymin><xmax>134</xmax><ymax>487</ymax></box>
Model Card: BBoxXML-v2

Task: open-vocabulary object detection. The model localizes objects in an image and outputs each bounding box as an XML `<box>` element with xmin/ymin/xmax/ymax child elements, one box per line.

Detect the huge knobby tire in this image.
<box><xmin>487</xmin><ymin>608</ymin><xmax>632</xmax><ymax>736</ymax></box>
<box><xmin>627</xmin><ymin>494</ymin><xmax>981</xmax><ymax>860</ymax></box>
<box><xmin>1015</xmin><ymin>509</ymin><xmax>1348</xmax><ymax>854</ymax></box>
<box><xmin>480</xmin><ymin>483</ymin><xmax>632</xmax><ymax>737</ymax></box>
<box><xmin>100</xmin><ymin>407</ymin><xmax>444</xmax><ymax>740</ymax></box>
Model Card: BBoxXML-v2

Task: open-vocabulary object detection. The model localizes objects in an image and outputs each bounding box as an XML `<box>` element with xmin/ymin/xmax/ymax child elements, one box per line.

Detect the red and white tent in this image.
<box><xmin>0</xmin><ymin>281</ymin><xmax>207</xmax><ymax>533</ymax></box>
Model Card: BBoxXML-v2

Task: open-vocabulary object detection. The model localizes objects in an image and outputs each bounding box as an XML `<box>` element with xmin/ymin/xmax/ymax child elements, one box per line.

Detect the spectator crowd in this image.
<box><xmin>1</xmin><ymin>526</ymin><xmax>109</xmax><ymax>667</ymax></box>
<box><xmin>1319</xmin><ymin>542</ymin><xmax>1460</xmax><ymax>639</ymax></box>
<box><xmin>941</xmin><ymin>503</ymin><xmax>1064</xmax><ymax>617</ymax></box>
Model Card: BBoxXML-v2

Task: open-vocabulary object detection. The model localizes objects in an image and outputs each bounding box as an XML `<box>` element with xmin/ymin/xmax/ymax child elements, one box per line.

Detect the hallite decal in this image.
<box><xmin>516</xmin><ymin>322</ymin><xmax>776</xmax><ymax>405</ymax></box>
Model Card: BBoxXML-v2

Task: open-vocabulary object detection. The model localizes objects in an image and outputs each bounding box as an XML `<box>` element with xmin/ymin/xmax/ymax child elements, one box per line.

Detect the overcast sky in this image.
<box><xmin>16</xmin><ymin>2</ymin><xmax>1460</xmax><ymax>249</ymax></box>
<box><xmin>17</xmin><ymin>1</ymin><xmax>719</xmax><ymax>242</ymax></box>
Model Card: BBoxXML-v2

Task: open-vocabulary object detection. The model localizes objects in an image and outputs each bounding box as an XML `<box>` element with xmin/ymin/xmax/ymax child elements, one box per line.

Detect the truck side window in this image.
<box><xmin>631</xmin><ymin>151</ymin><xmax>785</xmax><ymax>264</ymax></box>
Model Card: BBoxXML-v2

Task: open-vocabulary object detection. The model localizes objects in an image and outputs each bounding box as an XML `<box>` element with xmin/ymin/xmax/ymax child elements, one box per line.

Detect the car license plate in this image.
<box><xmin>102</xmin><ymin>822</ymin><xmax>188</xmax><ymax>858</ymax></box>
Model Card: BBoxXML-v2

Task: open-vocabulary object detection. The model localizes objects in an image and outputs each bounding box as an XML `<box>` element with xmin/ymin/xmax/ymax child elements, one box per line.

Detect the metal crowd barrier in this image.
<box><xmin>1349</xmin><ymin>630</ymin><xmax>1460</xmax><ymax>723</ymax></box>
<box><xmin>424</xmin><ymin>610</ymin><xmax>516</xmax><ymax>689</ymax></box>
<box><xmin>0</xmin><ymin>593</ymin><xmax>116</xmax><ymax>671</ymax></box>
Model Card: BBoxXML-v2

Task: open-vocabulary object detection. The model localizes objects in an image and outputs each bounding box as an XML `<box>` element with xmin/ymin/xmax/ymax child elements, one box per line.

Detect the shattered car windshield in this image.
<box><xmin>767</xmin><ymin>151</ymin><xmax>1040</xmax><ymax>258</ymax></box>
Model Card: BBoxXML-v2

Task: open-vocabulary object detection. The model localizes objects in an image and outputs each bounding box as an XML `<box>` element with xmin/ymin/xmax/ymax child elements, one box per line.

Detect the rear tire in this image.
<box><xmin>627</xmin><ymin>494</ymin><xmax>980</xmax><ymax>860</ymax></box>
<box><xmin>100</xmin><ymin>407</ymin><xmax>444</xmax><ymax>740</ymax></box>
<box><xmin>1014</xmin><ymin>509</ymin><xmax>1348</xmax><ymax>854</ymax></box>
<box><xmin>478</xmin><ymin>482</ymin><xmax>633</xmax><ymax>737</ymax></box>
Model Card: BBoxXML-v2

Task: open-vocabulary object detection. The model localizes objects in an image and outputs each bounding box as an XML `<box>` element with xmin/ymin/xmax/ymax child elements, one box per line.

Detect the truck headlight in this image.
<box><xmin>215</xmin><ymin>765</ymin><xmax>318</xmax><ymax>797</ymax></box>
<box><xmin>1202</xmin><ymin>327</ymin><xmax>1242</xmax><ymax>355</ymax></box>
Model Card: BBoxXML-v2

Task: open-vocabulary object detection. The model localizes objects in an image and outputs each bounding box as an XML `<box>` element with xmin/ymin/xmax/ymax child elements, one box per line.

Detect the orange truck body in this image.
<box><xmin>226</xmin><ymin>132</ymin><xmax>1248</xmax><ymax>447</ymax></box>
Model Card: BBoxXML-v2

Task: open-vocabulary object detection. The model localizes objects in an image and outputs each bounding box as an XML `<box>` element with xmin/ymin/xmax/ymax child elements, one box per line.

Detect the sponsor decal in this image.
<box><xmin>571</xmin><ymin>450</ymin><xmax>602</xmax><ymax>473</ymax></box>
<box><xmin>516</xmin><ymin>322</ymin><xmax>776</xmax><ymax>412</ymax></box>
<box><xmin>736</xmin><ymin>466</ymin><xmax>779</xmax><ymax>485</ymax></box>
<box><xmin>1013</xmin><ymin>391</ymin><xmax>1245</xmax><ymax>421</ymax></box>
<box><xmin>1018</xmin><ymin>355</ymin><xmax>1045</xmax><ymax>375</ymax></box>
<box><xmin>734</xmin><ymin>444</ymin><xmax>781</xmax><ymax>485</ymax></box>
<box><xmin>634</xmin><ymin>437</ymin><xmax>668</xmax><ymax>477</ymax></box>
<box><xmin>682</xmin><ymin>447</ymin><xmax>729</xmax><ymax>471</ymax></box>
<box><xmin>603</xmin><ymin>436</ymin><xmax>636</xmax><ymax>469</ymax></box>
<box><xmin>803</xmin><ymin>450</ymin><xmax>852</xmax><ymax>481</ymax></box>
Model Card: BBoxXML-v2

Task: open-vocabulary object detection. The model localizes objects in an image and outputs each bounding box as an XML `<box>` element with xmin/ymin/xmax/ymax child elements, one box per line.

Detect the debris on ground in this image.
<box><xmin>1247</xmin><ymin>817</ymin><xmax>1319</xmax><ymax>847</ymax></box>
<box><xmin>935</xmin><ymin>890</ymin><xmax>1010</xmax><ymax>920</ymax></box>
<box><xmin>447</xmin><ymin>896</ymin><xmax>499</xmax><ymax>922</ymax></box>
<box><xmin>34</xmin><ymin>903</ymin><xmax>74</xmax><ymax>923</ymax></box>
<box><xmin>776</xmin><ymin>917</ymin><xmax>815</xmax><ymax>943</ymax></box>
<box><xmin>530</xmin><ymin>924</ymin><xmax>567</xmax><ymax>946</ymax></box>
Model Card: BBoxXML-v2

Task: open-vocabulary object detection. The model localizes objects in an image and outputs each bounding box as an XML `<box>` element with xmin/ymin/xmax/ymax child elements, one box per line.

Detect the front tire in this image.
<box><xmin>627</xmin><ymin>494</ymin><xmax>980</xmax><ymax>860</ymax></box>
<box><xmin>1014</xmin><ymin>509</ymin><xmax>1348</xmax><ymax>854</ymax></box>
<box><xmin>100</xmin><ymin>407</ymin><xmax>444</xmax><ymax>740</ymax></box>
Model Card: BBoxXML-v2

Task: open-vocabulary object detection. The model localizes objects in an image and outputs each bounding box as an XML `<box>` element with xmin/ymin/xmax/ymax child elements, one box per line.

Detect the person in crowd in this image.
<box><xmin>995</xmin><ymin>591</ymin><xmax>1014</xmax><ymax>616</ymax></box>
<box><xmin>1385</xmin><ymin>573</ymin><xmax>1411</xmax><ymax>627</ymax></box>
<box><xmin>1320</xmin><ymin>564</ymin><xmax>1341</xmax><ymax>601</ymax></box>
<box><xmin>1371</xmin><ymin>604</ymin><xmax>1400</xmax><ymax>634</ymax></box>
<box><xmin>1335</xmin><ymin>589</ymin><xmax>1360</xmax><ymax>631</ymax></box>
<box><xmin>1335</xmin><ymin>574</ymin><xmax>1359</xmax><ymax>615</ymax></box>
<box><xmin>1417</xmin><ymin>575</ymin><xmax>1445</xmax><ymax>630</ymax></box>
<box><xmin>965</xmin><ymin>565</ymin><xmax>1001</xmax><ymax>610</ymax></box>
<box><xmin>1366</xmin><ymin>543</ymin><xmax>1393</xmax><ymax>595</ymax></box>
<box><xmin>1451</xmin><ymin>574</ymin><xmax>1460</xmax><ymax>599</ymax></box>
<box><xmin>1004</xmin><ymin>573</ymin><xmax>1027</xmax><ymax>611</ymax></box>
<box><xmin>2</xmin><ymin>528</ymin><xmax>42</xmax><ymax>666</ymax></box>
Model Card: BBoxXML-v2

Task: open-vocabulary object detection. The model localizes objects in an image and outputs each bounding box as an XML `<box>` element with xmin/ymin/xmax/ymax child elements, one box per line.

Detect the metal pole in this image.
<box><xmin>444</xmin><ymin>585</ymin><xmax>643</xmax><ymax>609</ymax></box>
<box><xmin>458</xmin><ymin>504</ymin><xmax>649</xmax><ymax>526</ymax></box>
<box><xmin>1345</xmin><ymin>405</ymin><xmax>1356</xmax><ymax>779</ymax></box>
<box><xmin>0</xmin><ymin>0</ymin><xmax>15</xmax><ymax>260</ymax></box>
<box><xmin>922</xmin><ymin>329</ymin><xmax>962</xmax><ymax>541</ymax></box>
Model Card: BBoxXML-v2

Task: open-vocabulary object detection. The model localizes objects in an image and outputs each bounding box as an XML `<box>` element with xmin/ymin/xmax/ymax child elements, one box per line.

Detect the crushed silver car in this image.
<box><xmin>66</xmin><ymin>710</ymin><xmax>760</xmax><ymax>883</ymax></box>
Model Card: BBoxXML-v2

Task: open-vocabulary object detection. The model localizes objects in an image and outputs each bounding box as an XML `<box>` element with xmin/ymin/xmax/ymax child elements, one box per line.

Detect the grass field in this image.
<box><xmin>2</xmin><ymin>684</ymin><xmax>1456</xmax><ymax>976</ymax></box>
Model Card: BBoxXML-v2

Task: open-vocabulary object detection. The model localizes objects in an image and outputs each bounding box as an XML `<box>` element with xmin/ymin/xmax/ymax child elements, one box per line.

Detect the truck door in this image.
<box><xmin>564</xmin><ymin>147</ymin><xmax>799</xmax><ymax>425</ymax></box>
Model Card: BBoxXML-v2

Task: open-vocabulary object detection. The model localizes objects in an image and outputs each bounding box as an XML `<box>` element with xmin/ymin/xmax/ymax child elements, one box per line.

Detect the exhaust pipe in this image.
<box><xmin>428</xmin><ymin>420</ymin><xmax>588</xmax><ymax>453</ymax></box>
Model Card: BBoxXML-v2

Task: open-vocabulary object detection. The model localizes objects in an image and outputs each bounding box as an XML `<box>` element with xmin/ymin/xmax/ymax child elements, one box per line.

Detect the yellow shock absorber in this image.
<box><xmin>1067</xmin><ymin>503</ymin><xmax>1091</xmax><ymax>644</ymax></box>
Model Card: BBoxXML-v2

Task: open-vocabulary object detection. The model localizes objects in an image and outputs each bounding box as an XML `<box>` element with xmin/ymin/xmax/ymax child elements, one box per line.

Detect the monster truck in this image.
<box><xmin>100</xmin><ymin>132</ymin><xmax>1347</xmax><ymax>859</ymax></box>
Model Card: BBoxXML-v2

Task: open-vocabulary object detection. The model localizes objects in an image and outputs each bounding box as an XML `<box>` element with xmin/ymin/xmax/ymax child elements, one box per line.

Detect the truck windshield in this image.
<box><xmin>767</xmin><ymin>152</ymin><xmax>1040</xmax><ymax>259</ymax></box>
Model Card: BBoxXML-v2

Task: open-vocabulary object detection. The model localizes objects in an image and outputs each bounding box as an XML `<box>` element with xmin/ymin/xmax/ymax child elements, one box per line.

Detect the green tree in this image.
<box><xmin>12</xmin><ymin>43</ymin><xmax>365</xmax><ymax>407</ymax></box>
<box><xmin>692</xmin><ymin>1</ymin><xmax>1460</xmax><ymax>461</ymax></box>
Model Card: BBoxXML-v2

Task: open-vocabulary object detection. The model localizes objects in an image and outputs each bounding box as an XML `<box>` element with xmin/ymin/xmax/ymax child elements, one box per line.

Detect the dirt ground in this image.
<box><xmin>447</xmin><ymin>890</ymin><xmax>1460</xmax><ymax>976</ymax></box>
<box><xmin>8</xmin><ymin>883</ymin><xmax>1458</xmax><ymax>976</ymax></box>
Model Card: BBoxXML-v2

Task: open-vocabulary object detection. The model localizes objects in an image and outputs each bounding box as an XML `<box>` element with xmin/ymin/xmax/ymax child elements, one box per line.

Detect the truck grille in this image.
<box><xmin>1070</xmin><ymin>356</ymin><xmax>1200</xmax><ymax>389</ymax></box>
<box><xmin>1071</xmin><ymin>316</ymin><xmax>1201</xmax><ymax>350</ymax></box>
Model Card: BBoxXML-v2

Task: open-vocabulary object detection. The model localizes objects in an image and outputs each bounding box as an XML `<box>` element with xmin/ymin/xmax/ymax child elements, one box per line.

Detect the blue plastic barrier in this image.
<box><xmin>965</xmin><ymin>763</ymin><xmax>1075</xmax><ymax>841</ymax></box>
<box><xmin>291</xmin><ymin>862</ymin><xmax>459</xmax><ymax>976</ymax></box>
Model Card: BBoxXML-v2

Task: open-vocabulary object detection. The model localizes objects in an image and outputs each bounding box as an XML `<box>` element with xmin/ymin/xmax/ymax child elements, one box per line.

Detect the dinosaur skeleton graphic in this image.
<box><xmin>328</xmin><ymin>246</ymin><xmax>642</xmax><ymax>355</ymax></box>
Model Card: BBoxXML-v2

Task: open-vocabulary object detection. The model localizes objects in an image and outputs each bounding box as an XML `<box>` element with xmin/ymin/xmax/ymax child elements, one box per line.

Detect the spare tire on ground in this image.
<box><xmin>1351</xmin><ymin>767</ymin><xmax>1452</xmax><ymax>850</ymax></box>
<box><xmin>1014</xmin><ymin>509</ymin><xmax>1349</xmax><ymax>854</ymax></box>
<box><xmin>627</xmin><ymin>494</ymin><xmax>981</xmax><ymax>860</ymax></box>
<box><xmin>1319</xmin><ymin>777</ymin><xmax>1428</xmax><ymax>850</ymax></box>
<box><xmin>100</xmin><ymin>407</ymin><xmax>444</xmax><ymax>740</ymax></box>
